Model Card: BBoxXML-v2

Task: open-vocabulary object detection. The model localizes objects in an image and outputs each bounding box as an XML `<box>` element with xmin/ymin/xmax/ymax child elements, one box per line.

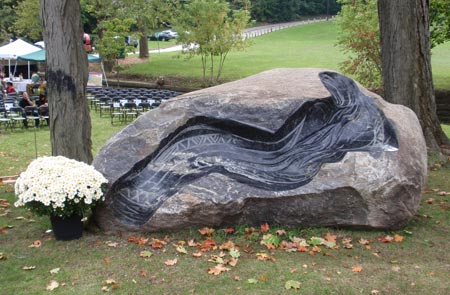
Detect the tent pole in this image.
<box><xmin>27</xmin><ymin>61</ymin><xmax>30</xmax><ymax>79</ymax></box>
<box><xmin>101</xmin><ymin>62</ymin><xmax>108</xmax><ymax>87</ymax></box>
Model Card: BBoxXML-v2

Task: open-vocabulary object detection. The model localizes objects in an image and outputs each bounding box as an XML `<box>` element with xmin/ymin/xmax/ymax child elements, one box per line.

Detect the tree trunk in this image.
<box><xmin>139</xmin><ymin>25</ymin><xmax>149</xmax><ymax>59</ymax></box>
<box><xmin>378</xmin><ymin>0</ymin><xmax>449</xmax><ymax>152</ymax></box>
<box><xmin>40</xmin><ymin>0</ymin><xmax>93</xmax><ymax>164</ymax></box>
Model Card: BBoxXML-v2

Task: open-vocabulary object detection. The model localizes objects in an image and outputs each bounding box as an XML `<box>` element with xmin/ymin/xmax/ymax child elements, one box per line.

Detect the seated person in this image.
<box><xmin>19</xmin><ymin>92</ymin><xmax>39</xmax><ymax>128</ymax></box>
<box><xmin>6</xmin><ymin>82</ymin><xmax>16</xmax><ymax>94</ymax></box>
<box><xmin>36</xmin><ymin>94</ymin><xmax>48</xmax><ymax>107</ymax></box>
<box><xmin>31</xmin><ymin>72</ymin><xmax>40</xmax><ymax>92</ymax></box>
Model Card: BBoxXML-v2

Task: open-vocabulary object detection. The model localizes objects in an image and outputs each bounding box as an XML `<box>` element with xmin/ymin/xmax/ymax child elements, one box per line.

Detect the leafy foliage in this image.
<box><xmin>430</xmin><ymin>0</ymin><xmax>450</xmax><ymax>47</ymax></box>
<box><xmin>176</xmin><ymin>0</ymin><xmax>251</xmax><ymax>85</ymax></box>
<box><xmin>12</xmin><ymin>0</ymin><xmax>41</xmax><ymax>42</ymax></box>
<box><xmin>336</xmin><ymin>0</ymin><xmax>382</xmax><ymax>91</ymax></box>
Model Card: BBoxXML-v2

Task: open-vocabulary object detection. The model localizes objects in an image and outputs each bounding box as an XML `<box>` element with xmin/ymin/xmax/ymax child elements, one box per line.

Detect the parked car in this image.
<box><xmin>148</xmin><ymin>30</ymin><xmax>177</xmax><ymax>41</ymax></box>
<box><xmin>125</xmin><ymin>36</ymin><xmax>138</xmax><ymax>48</ymax></box>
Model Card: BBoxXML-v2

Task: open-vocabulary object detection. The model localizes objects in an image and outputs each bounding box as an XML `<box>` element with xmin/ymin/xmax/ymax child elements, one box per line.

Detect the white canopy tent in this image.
<box><xmin>0</xmin><ymin>39</ymin><xmax>41</xmax><ymax>79</ymax></box>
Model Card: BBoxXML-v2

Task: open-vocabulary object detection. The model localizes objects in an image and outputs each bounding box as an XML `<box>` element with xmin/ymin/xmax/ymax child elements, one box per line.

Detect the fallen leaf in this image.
<box><xmin>352</xmin><ymin>266</ymin><xmax>363</xmax><ymax>273</ymax></box>
<box><xmin>229</xmin><ymin>248</ymin><xmax>241</xmax><ymax>258</ymax></box>
<box><xmin>358</xmin><ymin>238</ymin><xmax>370</xmax><ymax>245</ymax></box>
<box><xmin>164</xmin><ymin>259</ymin><xmax>178</xmax><ymax>266</ymax></box>
<box><xmin>105</xmin><ymin>279</ymin><xmax>116</xmax><ymax>285</ymax></box>
<box><xmin>49</xmin><ymin>268</ymin><xmax>60</xmax><ymax>274</ymax></box>
<box><xmin>104</xmin><ymin>257</ymin><xmax>111</xmax><ymax>265</ymax></box>
<box><xmin>247</xmin><ymin>278</ymin><xmax>258</xmax><ymax>284</ymax></box>
<box><xmin>139</xmin><ymin>270</ymin><xmax>147</xmax><ymax>277</ymax></box>
<box><xmin>0</xmin><ymin>253</ymin><xmax>6</xmax><ymax>260</ymax></box>
<box><xmin>101</xmin><ymin>286</ymin><xmax>109</xmax><ymax>292</ymax></box>
<box><xmin>276</xmin><ymin>229</ymin><xmax>286</xmax><ymax>236</ymax></box>
<box><xmin>378</xmin><ymin>235</ymin><xmax>394</xmax><ymax>243</ymax></box>
<box><xmin>187</xmin><ymin>239</ymin><xmax>198</xmax><ymax>247</ymax></box>
<box><xmin>46</xmin><ymin>280</ymin><xmax>59</xmax><ymax>291</ymax></box>
<box><xmin>199</xmin><ymin>237</ymin><xmax>216</xmax><ymax>252</ymax></box>
<box><xmin>223</xmin><ymin>228</ymin><xmax>235</xmax><ymax>234</ymax></box>
<box><xmin>227</xmin><ymin>257</ymin><xmax>238</xmax><ymax>267</ymax></box>
<box><xmin>150</xmin><ymin>238</ymin><xmax>167</xmax><ymax>249</ymax></box>
<box><xmin>139</xmin><ymin>250</ymin><xmax>153</xmax><ymax>258</ymax></box>
<box><xmin>192</xmin><ymin>251</ymin><xmax>203</xmax><ymax>258</ymax></box>
<box><xmin>219</xmin><ymin>240</ymin><xmax>235</xmax><ymax>251</ymax></box>
<box><xmin>290</xmin><ymin>268</ymin><xmax>298</xmax><ymax>273</ymax></box>
<box><xmin>371</xmin><ymin>290</ymin><xmax>380</xmax><ymax>295</ymax></box>
<box><xmin>198</xmin><ymin>227</ymin><xmax>215</xmax><ymax>236</ymax></box>
<box><xmin>392</xmin><ymin>266</ymin><xmax>401</xmax><ymax>272</ymax></box>
<box><xmin>22</xmin><ymin>266</ymin><xmax>36</xmax><ymax>270</ymax></box>
<box><xmin>260</xmin><ymin>223</ymin><xmax>270</xmax><ymax>233</ymax></box>
<box><xmin>105</xmin><ymin>241</ymin><xmax>119</xmax><ymax>248</ymax></box>
<box><xmin>394</xmin><ymin>234</ymin><xmax>404</xmax><ymax>242</ymax></box>
<box><xmin>260</xmin><ymin>274</ymin><xmax>267</xmax><ymax>282</ymax></box>
<box><xmin>426</xmin><ymin>198</ymin><xmax>435</xmax><ymax>204</ymax></box>
<box><xmin>256</xmin><ymin>252</ymin><xmax>276</xmax><ymax>262</ymax></box>
<box><xmin>128</xmin><ymin>236</ymin><xmax>148</xmax><ymax>246</ymax></box>
<box><xmin>28</xmin><ymin>240</ymin><xmax>42</xmax><ymax>248</ymax></box>
<box><xmin>285</xmin><ymin>280</ymin><xmax>301</xmax><ymax>290</ymax></box>
<box><xmin>14</xmin><ymin>216</ymin><xmax>25</xmax><ymax>220</ymax></box>
<box><xmin>175</xmin><ymin>245</ymin><xmax>188</xmax><ymax>254</ymax></box>
<box><xmin>297</xmin><ymin>245</ymin><xmax>308</xmax><ymax>252</ymax></box>
<box><xmin>207</xmin><ymin>264</ymin><xmax>230</xmax><ymax>275</ymax></box>
<box><xmin>324</xmin><ymin>232</ymin><xmax>337</xmax><ymax>243</ymax></box>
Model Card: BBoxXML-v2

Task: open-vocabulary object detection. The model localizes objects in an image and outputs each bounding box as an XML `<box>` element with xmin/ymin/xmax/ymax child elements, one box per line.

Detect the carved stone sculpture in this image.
<box><xmin>93</xmin><ymin>68</ymin><xmax>427</xmax><ymax>232</ymax></box>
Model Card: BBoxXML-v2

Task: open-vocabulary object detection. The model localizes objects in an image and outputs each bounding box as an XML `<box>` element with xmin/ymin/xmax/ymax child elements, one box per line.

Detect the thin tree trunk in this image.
<box><xmin>139</xmin><ymin>25</ymin><xmax>149</xmax><ymax>59</ymax></box>
<box><xmin>40</xmin><ymin>0</ymin><xmax>93</xmax><ymax>164</ymax></box>
<box><xmin>378</xmin><ymin>0</ymin><xmax>449</xmax><ymax>151</ymax></box>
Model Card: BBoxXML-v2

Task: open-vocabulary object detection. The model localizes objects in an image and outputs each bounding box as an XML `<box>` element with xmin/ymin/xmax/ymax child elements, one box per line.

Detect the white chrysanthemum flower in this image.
<box><xmin>14</xmin><ymin>156</ymin><xmax>108</xmax><ymax>217</ymax></box>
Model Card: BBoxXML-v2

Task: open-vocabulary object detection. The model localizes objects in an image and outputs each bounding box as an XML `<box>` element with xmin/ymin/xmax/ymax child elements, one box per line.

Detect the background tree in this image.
<box><xmin>40</xmin><ymin>0</ymin><xmax>93</xmax><ymax>163</ymax></box>
<box><xmin>378</xmin><ymin>0</ymin><xmax>449</xmax><ymax>151</ymax></box>
<box><xmin>336</xmin><ymin>0</ymin><xmax>382</xmax><ymax>92</ymax></box>
<box><xmin>12</xmin><ymin>0</ymin><xmax>41</xmax><ymax>42</ymax></box>
<box><xmin>176</xmin><ymin>0</ymin><xmax>250</xmax><ymax>85</ymax></box>
<box><xmin>95</xmin><ymin>17</ymin><xmax>135</xmax><ymax>71</ymax></box>
<box><xmin>429</xmin><ymin>0</ymin><xmax>450</xmax><ymax>47</ymax></box>
<box><xmin>0</xmin><ymin>0</ymin><xmax>19</xmax><ymax>44</ymax></box>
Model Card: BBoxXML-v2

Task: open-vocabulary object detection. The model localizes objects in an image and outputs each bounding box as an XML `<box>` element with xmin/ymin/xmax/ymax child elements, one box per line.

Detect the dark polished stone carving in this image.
<box><xmin>107</xmin><ymin>72</ymin><xmax>398</xmax><ymax>226</ymax></box>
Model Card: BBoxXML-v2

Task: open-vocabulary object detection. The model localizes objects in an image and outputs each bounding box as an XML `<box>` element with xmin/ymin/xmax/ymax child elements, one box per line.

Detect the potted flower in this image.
<box><xmin>14</xmin><ymin>156</ymin><xmax>108</xmax><ymax>240</ymax></box>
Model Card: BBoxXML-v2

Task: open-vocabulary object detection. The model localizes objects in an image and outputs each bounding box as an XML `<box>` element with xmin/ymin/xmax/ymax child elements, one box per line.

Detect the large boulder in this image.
<box><xmin>93</xmin><ymin>68</ymin><xmax>427</xmax><ymax>233</ymax></box>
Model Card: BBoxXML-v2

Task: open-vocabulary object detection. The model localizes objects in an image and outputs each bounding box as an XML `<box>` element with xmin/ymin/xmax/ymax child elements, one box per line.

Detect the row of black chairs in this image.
<box><xmin>0</xmin><ymin>104</ymin><xmax>49</xmax><ymax>130</ymax></box>
<box><xmin>87</xmin><ymin>86</ymin><xmax>182</xmax><ymax>124</ymax></box>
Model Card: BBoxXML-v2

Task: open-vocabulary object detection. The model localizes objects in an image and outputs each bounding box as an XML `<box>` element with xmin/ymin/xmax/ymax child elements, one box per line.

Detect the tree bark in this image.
<box><xmin>139</xmin><ymin>25</ymin><xmax>149</xmax><ymax>59</ymax></box>
<box><xmin>40</xmin><ymin>0</ymin><xmax>93</xmax><ymax>164</ymax></box>
<box><xmin>378</xmin><ymin>0</ymin><xmax>449</xmax><ymax>152</ymax></box>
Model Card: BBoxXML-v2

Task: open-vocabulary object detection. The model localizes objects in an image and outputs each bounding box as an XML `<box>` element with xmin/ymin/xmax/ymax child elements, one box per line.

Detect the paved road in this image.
<box><xmin>149</xmin><ymin>17</ymin><xmax>330</xmax><ymax>54</ymax></box>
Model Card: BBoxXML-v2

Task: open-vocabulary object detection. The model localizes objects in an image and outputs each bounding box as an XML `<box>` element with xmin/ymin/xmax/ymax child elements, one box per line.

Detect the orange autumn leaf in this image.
<box><xmin>297</xmin><ymin>246</ymin><xmax>308</xmax><ymax>252</ymax></box>
<box><xmin>207</xmin><ymin>264</ymin><xmax>230</xmax><ymax>275</ymax></box>
<box><xmin>128</xmin><ymin>236</ymin><xmax>148</xmax><ymax>246</ymax></box>
<box><xmin>199</xmin><ymin>237</ymin><xmax>216</xmax><ymax>252</ymax></box>
<box><xmin>198</xmin><ymin>227</ymin><xmax>215</xmax><ymax>236</ymax></box>
<box><xmin>164</xmin><ymin>259</ymin><xmax>178</xmax><ymax>266</ymax></box>
<box><xmin>29</xmin><ymin>240</ymin><xmax>42</xmax><ymax>248</ymax></box>
<box><xmin>352</xmin><ymin>266</ymin><xmax>363</xmax><ymax>273</ymax></box>
<box><xmin>378</xmin><ymin>235</ymin><xmax>394</xmax><ymax>243</ymax></box>
<box><xmin>394</xmin><ymin>234</ymin><xmax>404</xmax><ymax>242</ymax></box>
<box><xmin>260</xmin><ymin>223</ymin><xmax>270</xmax><ymax>233</ymax></box>
<box><xmin>219</xmin><ymin>240</ymin><xmax>235</xmax><ymax>251</ymax></box>
<box><xmin>150</xmin><ymin>238</ymin><xmax>167</xmax><ymax>249</ymax></box>
<box><xmin>223</xmin><ymin>228</ymin><xmax>235</xmax><ymax>234</ymax></box>
<box><xmin>139</xmin><ymin>270</ymin><xmax>147</xmax><ymax>277</ymax></box>
<box><xmin>324</xmin><ymin>233</ymin><xmax>337</xmax><ymax>243</ymax></box>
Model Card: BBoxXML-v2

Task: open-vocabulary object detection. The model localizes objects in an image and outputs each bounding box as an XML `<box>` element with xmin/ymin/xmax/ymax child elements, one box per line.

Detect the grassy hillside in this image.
<box><xmin>124</xmin><ymin>21</ymin><xmax>450</xmax><ymax>91</ymax></box>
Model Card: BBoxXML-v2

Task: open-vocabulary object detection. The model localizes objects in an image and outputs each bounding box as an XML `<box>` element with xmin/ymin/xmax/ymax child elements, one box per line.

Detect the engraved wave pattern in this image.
<box><xmin>108</xmin><ymin>72</ymin><xmax>399</xmax><ymax>226</ymax></box>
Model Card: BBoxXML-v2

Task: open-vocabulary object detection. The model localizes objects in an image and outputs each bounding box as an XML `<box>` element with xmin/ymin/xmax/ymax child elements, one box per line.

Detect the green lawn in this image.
<box><xmin>125</xmin><ymin>21</ymin><xmax>450</xmax><ymax>91</ymax></box>
<box><xmin>1</xmin><ymin>21</ymin><xmax>450</xmax><ymax>294</ymax></box>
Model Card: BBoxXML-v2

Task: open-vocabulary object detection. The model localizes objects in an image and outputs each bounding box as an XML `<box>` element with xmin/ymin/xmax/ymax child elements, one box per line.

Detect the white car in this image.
<box><xmin>161</xmin><ymin>30</ymin><xmax>178</xmax><ymax>39</ymax></box>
